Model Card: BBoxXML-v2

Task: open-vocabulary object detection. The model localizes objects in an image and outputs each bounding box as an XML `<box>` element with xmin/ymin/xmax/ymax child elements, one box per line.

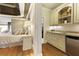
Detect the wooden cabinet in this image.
<box><xmin>45</xmin><ymin>32</ymin><xmax>54</xmax><ymax>44</ymax></box>
<box><xmin>58</xmin><ymin>6</ymin><xmax>72</xmax><ymax>24</ymax></box>
<box><xmin>46</xmin><ymin>32</ymin><xmax>66</xmax><ymax>52</ymax></box>
<box><xmin>74</xmin><ymin>4</ymin><xmax>79</xmax><ymax>23</ymax></box>
<box><xmin>50</xmin><ymin>3</ymin><xmax>73</xmax><ymax>25</ymax></box>
<box><xmin>50</xmin><ymin>3</ymin><xmax>79</xmax><ymax>25</ymax></box>
<box><xmin>76</xmin><ymin>4</ymin><xmax>79</xmax><ymax>21</ymax></box>
<box><xmin>53</xmin><ymin>33</ymin><xmax>65</xmax><ymax>52</ymax></box>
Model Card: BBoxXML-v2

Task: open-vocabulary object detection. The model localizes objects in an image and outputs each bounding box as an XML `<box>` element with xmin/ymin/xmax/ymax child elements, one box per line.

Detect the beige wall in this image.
<box><xmin>42</xmin><ymin>6</ymin><xmax>51</xmax><ymax>42</ymax></box>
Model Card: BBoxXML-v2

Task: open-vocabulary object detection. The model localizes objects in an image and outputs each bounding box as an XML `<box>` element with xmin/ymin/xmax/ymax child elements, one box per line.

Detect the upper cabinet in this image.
<box><xmin>50</xmin><ymin>4</ymin><xmax>73</xmax><ymax>25</ymax></box>
<box><xmin>58</xmin><ymin>6</ymin><xmax>71</xmax><ymax>24</ymax></box>
<box><xmin>74</xmin><ymin>4</ymin><xmax>79</xmax><ymax>23</ymax></box>
<box><xmin>76</xmin><ymin>4</ymin><xmax>79</xmax><ymax>21</ymax></box>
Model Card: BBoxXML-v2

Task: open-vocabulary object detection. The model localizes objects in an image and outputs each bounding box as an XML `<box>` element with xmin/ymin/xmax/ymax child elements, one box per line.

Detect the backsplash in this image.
<box><xmin>49</xmin><ymin>24</ymin><xmax>79</xmax><ymax>32</ymax></box>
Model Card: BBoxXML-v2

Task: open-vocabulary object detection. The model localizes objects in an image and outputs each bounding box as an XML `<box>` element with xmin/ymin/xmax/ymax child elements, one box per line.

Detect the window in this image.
<box><xmin>0</xmin><ymin>17</ymin><xmax>11</xmax><ymax>34</ymax></box>
<box><xmin>0</xmin><ymin>25</ymin><xmax>8</xmax><ymax>33</ymax></box>
<box><xmin>0</xmin><ymin>22</ymin><xmax>11</xmax><ymax>33</ymax></box>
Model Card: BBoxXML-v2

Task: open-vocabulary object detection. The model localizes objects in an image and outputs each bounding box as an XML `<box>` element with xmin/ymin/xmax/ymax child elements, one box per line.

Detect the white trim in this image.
<box><xmin>30</xmin><ymin>4</ymin><xmax>42</xmax><ymax>56</ymax></box>
<box><xmin>26</xmin><ymin>4</ymin><xmax>32</xmax><ymax>20</ymax></box>
<box><xmin>19</xmin><ymin>3</ymin><xmax>25</xmax><ymax>17</ymax></box>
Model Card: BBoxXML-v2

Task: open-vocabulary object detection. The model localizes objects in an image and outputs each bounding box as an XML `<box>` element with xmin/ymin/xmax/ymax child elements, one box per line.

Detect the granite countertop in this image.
<box><xmin>47</xmin><ymin>30</ymin><xmax>65</xmax><ymax>34</ymax></box>
<box><xmin>47</xmin><ymin>30</ymin><xmax>79</xmax><ymax>37</ymax></box>
<box><xmin>66</xmin><ymin>33</ymin><xmax>79</xmax><ymax>37</ymax></box>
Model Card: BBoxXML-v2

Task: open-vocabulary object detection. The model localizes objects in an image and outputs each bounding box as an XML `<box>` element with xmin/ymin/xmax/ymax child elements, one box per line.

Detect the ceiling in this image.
<box><xmin>42</xmin><ymin>3</ymin><xmax>63</xmax><ymax>10</ymax></box>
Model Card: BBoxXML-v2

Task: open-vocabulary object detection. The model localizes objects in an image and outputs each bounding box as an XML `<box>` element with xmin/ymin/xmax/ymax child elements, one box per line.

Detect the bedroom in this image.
<box><xmin>0</xmin><ymin>3</ymin><xmax>33</xmax><ymax>56</ymax></box>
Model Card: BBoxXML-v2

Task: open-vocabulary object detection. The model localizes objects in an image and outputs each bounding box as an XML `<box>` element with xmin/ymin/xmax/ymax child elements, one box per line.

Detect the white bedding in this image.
<box><xmin>0</xmin><ymin>35</ymin><xmax>22</xmax><ymax>45</ymax></box>
<box><xmin>0</xmin><ymin>35</ymin><xmax>32</xmax><ymax>48</ymax></box>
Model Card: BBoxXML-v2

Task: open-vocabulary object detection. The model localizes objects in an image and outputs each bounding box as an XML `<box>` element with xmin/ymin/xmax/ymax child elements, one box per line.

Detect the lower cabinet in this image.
<box><xmin>46</xmin><ymin>32</ymin><xmax>66</xmax><ymax>52</ymax></box>
<box><xmin>53</xmin><ymin>33</ymin><xmax>65</xmax><ymax>52</ymax></box>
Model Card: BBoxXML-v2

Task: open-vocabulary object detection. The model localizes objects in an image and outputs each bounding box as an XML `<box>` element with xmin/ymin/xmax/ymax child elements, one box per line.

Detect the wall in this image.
<box><xmin>0</xmin><ymin>16</ymin><xmax>11</xmax><ymax>33</ymax></box>
<box><xmin>42</xmin><ymin>6</ymin><xmax>51</xmax><ymax>30</ymax></box>
<box><xmin>50</xmin><ymin>10</ymin><xmax>58</xmax><ymax>25</ymax></box>
<box><xmin>0</xmin><ymin>16</ymin><xmax>11</xmax><ymax>24</ymax></box>
<box><xmin>42</xmin><ymin>6</ymin><xmax>51</xmax><ymax>43</ymax></box>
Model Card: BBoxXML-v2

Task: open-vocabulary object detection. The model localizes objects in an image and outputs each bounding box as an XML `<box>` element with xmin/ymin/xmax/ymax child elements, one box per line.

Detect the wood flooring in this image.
<box><xmin>42</xmin><ymin>43</ymin><xmax>67</xmax><ymax>56</ymax></box>
<box><xmin>0</xmin><ymin>43</ymin><xmax>67</xmax><ymax>56</ymax></box>
<box><xmin>0</xmin><ymin>45</ymin><xmax>33</xmax><ymax>56</ymax></box>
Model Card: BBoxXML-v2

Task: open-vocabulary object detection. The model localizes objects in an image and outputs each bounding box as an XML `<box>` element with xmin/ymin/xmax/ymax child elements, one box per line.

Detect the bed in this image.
<box><xmin>0</xmin><ymin>33</ymin><xmax>33</xmax><ymax>50</ymax></box>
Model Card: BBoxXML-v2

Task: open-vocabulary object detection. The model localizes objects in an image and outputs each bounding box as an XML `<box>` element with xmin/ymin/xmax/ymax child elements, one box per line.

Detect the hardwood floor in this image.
<box><xmin>0</xmin><ymin>43</ymin><xmax>66</xmax><ymax>56</ymax></box>
<box><xmin>22</xmin><ymin>49</ymin><xmax>33</xmax><ymax>56</ymax></box>
<box><xmin>42</xmin><ymin>43</ymin><xmax>67</xmax><ymax>56</ymax></box>
<box><xmin>0</xmin><ymin>45</ymin><xmax>33</xmax><ymax>56</ymax></box>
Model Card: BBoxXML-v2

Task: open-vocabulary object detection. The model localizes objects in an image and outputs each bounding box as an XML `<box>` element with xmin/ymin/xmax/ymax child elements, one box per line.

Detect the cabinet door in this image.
<box><xmin>53</xmin><ymin>34</ymin><xmax>65</xmax><ymax>52</ymax></box>
<box><xmin>45</xmin><ymin>32</ymin><xmax>55</xmax><ymax>45</ymax></box>
<box><xmin>45</xmin><ymin>32</ymin><xmax>51</xmax><ymax>43</ymax></box>
<box><xmin>45</xmin><ymin>32</ymin><xmax>66</xmax><ymax>52</ymax></box>
<box><xmin>74</xmin><ymin>4</ymin><xmax>79</xmax><ymax>23</ymax></box>
<box><xmin>77</xmin><ymin>4</ymin><xmax>79</xmax><ymax>20</ymax></box>
<box><xmin>47</xmin><ymin>33</ymin><xmax>54</xmax><ymax>44</ymax></box>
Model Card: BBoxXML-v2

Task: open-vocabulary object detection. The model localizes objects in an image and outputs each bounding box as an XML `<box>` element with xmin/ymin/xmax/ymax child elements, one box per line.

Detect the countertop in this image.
<box><xmin>47</xmin><ymin>30</ymin><xmax>79</xmax><ymax>37</ymax></box>
<box><xmin>47</xmin><ymin>30</ymin><xmax>65</xmax><ymax>35</ymax></box>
